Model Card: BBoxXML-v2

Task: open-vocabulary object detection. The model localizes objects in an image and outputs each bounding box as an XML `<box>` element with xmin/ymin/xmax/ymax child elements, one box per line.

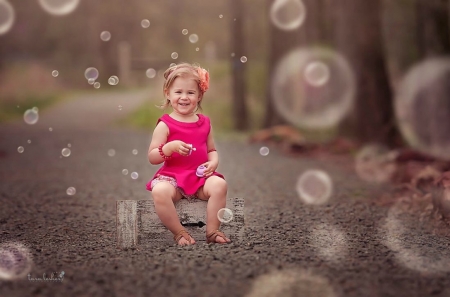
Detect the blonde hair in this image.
<box><xmin>156</xmin><ymin>62</ymin><xmax>206</xmax><ymax>112</ymax></box>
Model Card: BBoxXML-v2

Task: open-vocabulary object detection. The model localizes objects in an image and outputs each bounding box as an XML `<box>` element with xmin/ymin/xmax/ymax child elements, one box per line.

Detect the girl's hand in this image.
<box><xmin>200</xmin><ymin>161</ymin><xmax>218</xmax><ymax>177</ymax></box>
<box><xmin>168</xmin><ymin>141</ymin><xmax>192</xmax><ymax>157</ymax></box>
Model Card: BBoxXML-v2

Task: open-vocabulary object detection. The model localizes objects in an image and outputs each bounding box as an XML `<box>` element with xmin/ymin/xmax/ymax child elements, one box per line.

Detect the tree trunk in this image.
<box><xmin>230</xmin><ymin>0</ymin><xmax>248</xmax><ymax>130</ymax></box>
<box><xmin>335</xmin><ymin>0</ymin><xmax>401</xmax><ymax>147</ymax></box>
<box><xmin>416</xmin><ymin>0</ymin><xmax>450</xmax><ymax>58</ymax></box>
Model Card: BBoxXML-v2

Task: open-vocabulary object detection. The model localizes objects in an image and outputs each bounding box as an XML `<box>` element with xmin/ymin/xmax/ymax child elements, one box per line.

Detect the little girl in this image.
<box><xmin>146</xmin><ymin>62</ymin><xmax>231</xmax><ymax>246</ymax></box>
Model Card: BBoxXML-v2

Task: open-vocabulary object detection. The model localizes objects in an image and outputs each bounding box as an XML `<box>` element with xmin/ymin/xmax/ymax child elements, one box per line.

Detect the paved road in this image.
<box><xmin>1</xmin><ymin>90</ymin><xmax>450</xmax><ymax>297</ymax></box>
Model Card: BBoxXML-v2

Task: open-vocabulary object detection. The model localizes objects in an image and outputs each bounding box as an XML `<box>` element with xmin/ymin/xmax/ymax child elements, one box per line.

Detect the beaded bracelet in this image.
<box><xmin>158</xmin><ymin>143</ymin><xmax>172</xmax><ymax>160</ymax></box>
<box><xmin>207</xmin><ymin>148</ymin><xmax>217</xmax><ymax>153</ymax></box>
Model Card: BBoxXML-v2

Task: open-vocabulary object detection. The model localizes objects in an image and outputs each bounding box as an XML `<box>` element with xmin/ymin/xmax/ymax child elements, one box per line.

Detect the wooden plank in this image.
<box><xmin>116</xmin><ymin>200</ymin><xmax>137</xmax><ymax>249</ymax></box>
<box><xmin>116</xmin><ymin>197</ymin><xmax>245</xmax><ymax>248</ymax></box>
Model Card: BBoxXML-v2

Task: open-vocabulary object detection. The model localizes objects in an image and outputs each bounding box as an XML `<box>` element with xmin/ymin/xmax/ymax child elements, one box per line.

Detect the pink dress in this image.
<box><xmin>146</xmin><ymin>113</ymin><xmax>225</xmax><ymax>195</ymax></box>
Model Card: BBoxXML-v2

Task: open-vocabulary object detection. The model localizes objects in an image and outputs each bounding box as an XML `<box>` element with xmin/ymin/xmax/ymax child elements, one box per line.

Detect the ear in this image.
<box><xmin>164</xmin><ymin>88</ymin><xmax>169</xmax><ymax>99</ymax></box>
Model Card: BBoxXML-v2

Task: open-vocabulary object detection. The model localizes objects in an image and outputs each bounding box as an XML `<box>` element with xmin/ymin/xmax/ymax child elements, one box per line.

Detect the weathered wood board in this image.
<box><xmin>116</xmin><ymin>197</ymin><xmax>244</xmax><ymax>249</ymax></box>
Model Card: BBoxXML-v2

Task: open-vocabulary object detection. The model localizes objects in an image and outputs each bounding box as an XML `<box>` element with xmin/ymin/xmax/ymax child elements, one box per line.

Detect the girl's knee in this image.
<box><xmin>207</xmin><ymin>177</ymin><xmax>227</xmax><ymax>195</ymax></box>
<box><xmin>152</xmin><ymin>182</ymin><xmax>176</xmax><ymax>202</ymax></box>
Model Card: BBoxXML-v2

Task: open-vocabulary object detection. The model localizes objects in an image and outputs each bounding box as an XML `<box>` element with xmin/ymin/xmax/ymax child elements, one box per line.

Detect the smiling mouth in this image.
<box><xmin>179</xmin><ymin>103</ymin><xmax>189</xmax><ymax>106</ymax></box>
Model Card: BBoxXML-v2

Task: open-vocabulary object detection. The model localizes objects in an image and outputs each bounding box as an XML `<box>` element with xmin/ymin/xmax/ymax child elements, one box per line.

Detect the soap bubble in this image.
<box><xmin>217</xmin><ymin>208</ymin><xmax>233</xmax><ymax>223</ymax></box>
<box><xmin>270</xmin><ymin>0</ymin><xmax>306</xmax><ymax>31</ymax></box>
<box><xmin>131</xmin><ymin>172</ymin><xmax>139</xmax><ymax>179</ymax></box>
<box><xmin>219</xmin><ymin>14</ymin><xmax>223</xmax><ymax>18</ymax></box>
<box><xmin>304</xmin><ymin>61</ymin><xmax>330</xmax><ymax>87</ymax></box>
<box><xmin>49</xmin><ymin>127</ymin><xmax>53</xmax><ymax>132</ymax></box>
<box><xmin>355</xmin><ymin>144</ymin><xmax>398</xmax><ymax>183</ymax></box>
<box><xmin>108</xmin><ymin>75</ymin><xmax>119</xmax><ymax>85</ymax></box>
<box><xmin>107</xmin><ymin>149</ymin><xmax>115</xmax><ymax>157</ymax></box>
<box><xmin>240</xmin><ymin>56</ymin><xmax>248</xmax><ymax>63</ymax></box>
<box><xmin>170</xmin><ymin>63</ymin><xmax>176</xmax><ymax>68</ymax></box>
<box><xmin>67</xmin><ymin>143</ymin><xmax>71</xmax><ymax>147</ymax></box>
<box><xmin>182</xmin><ymin>29</ymin><xmax>188</xmax><ymax>35</ymax></box>
<box><xmin>84</xmin><ymin>67</ymin><xmax>99</xmax><ymax>80</ymax></box>
<box><xmin>395</xmin><ymin>58</ymin><xmax>450</xmax><ymax>160</ymax></box>
<box><xmin>171</xmin><ymin>52</ymin><xmax>178</xmax><ymax>59</ymax></box>
<box><xmin>0</xmin><ymin>0</ymin><xmax>15</xmax><ymax>35</ymax></box>
<box><xmin>296</xmin><ymin>169</ymin><xmax>333</xmax><ymax>205</ymax></box>
<box><xmin>17</xmin><ymin>146</ymin><xmax>24</xmax><ymax>153</ymax></box>
<box><xmin>259</xmin><ymin>147</ymin><xmax>270</xmax><ymax>156</ymax></box>
<box><xmin>122</xmin><ymin>169</ymin><xmax>128</xmax><ymax>175</ymax></box>
<box><xmin>27</xmin><ymin>140</ymin><xmax>31</xmax><ymax>144</ymax></box>
<box><xmin>61</xmin><ymin>148</ymin><xmax>71</xmax><ymax>157</ymax></box>
<box><xmin>196</xmin><ymin>47</ymin><xmax>200</xmax><ymax>51</ymax></box>
<box><xmin>146</xmin><ymin>68</ymin><xmax>156</xmax><ymax>78</ymax></box>
<box><xmin>118</xmin><ymin>105</ymin><xmax>122</xmax><ymax>111</ymax></box>
<box><xmin>100</xmin><ymin>31</ymin><xmax>111</xmax><ymax>41</ymax></box>
<box><xmin>23</xmin><ymin>109</ymin><xmax>39</xmax><ymax>125</ymax></box>
<box><xmin>132</xmin><ymin>149</ymin><xmax>138</xmax><ymax>155</ymax></box>
<box><xmin>38</xmin><ymin>0</ymin><xmax>79</xmax><ymax>16</ymax></box>
<box><xmin>66</xmin><ymin>187</ymin><xmax>76</xmax><ymax>195</ymax></box>
<box><xmin>93</xmin><ymin>82</ymin><xmax>101</xmax><ymax>89</ymax></box>
<box><xmin>141</xmin><ymin>19</ymin><xmax>150</xmax><ymax>28</ymax></box>
<box><xmin>0</xmin><ymin>242</ymin><xmax>33</xmax><ymax>281</ymax></box>
<box><xmin>87</xmin><ymin>78</ymin><xmax>95</xmax><ymax>85</ymax></box>
<box><xmin>52</xmin><ymin>70</ymin><xmax>59</xmax><ymax>77</ymax></box>
<box><xmin>272</xmin><ymin>47</ymin><xmax>355</xmax><ymax>129</ymax></box>
<box><xmin>189</xmin><ymin>34</ymin><xmax>199</xmax><ymax>43</ymax></box>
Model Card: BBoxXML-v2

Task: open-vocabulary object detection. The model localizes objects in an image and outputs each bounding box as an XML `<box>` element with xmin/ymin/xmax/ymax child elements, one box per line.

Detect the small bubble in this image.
<box><xmin>170</xmin><ymin>63</ymin><xmax>176</xmax><ymax>67</ymax></box>
<box><xmin>122</xmin><ymin>169</ymin><xmax>129</xmax><ymax>175</ymax></box>
<box><xmin>196</xmin><ymin>47</ymin><xmax>200</xmax><ymax>52</ymax></box>
<box><xmin>32</xmin><ymin>107</ymin><xmax>38</xmax><ymax>112</ymax></box>
<box><xmin>52</xmin><ymin>70</ymin><xmax>59</xmax><ymax>77</ymax></box>
<box><xmin>61</xmin><ymin>148</ymin><xmax>71</xmax><ymax>157</ymax></box>
<box><xmin>219</xmin><ymin>14</ymin><xmax>223</xmax><ymax>18</ymax></box>
<box><xmin>118</xmin><ymin>105</ymin><xmax>123</xmax><ymax>111</ymax></box>
<box><xmin>141</xmin><ymin>19</ymin><xmax>150</xmax><ymax>28</ymax></box>
<box><xmin>259</xmin><ymin>147</ymin><xmax>269</xmax><ymax>156</ymax></box>
<box><xmin>94</xmin><ymin>82</ymin><xmax>101</xmax><ymax>89</ymax></box>
<box><xmin>49</xmin><ymin>127</ymin><xmax>53</xmax><ymax>132</ymax></box>
<box><xmin>67</xmin><ymin>143</ymin><xmax>71</xmax><ymax>147</ymax></box>
<box><xmin>189</xmin><ymin>34</ymin><xmax>199</xmax><ymax>43</ymax></box>
<box><xmin>231</xmin><ymin>53</ymin><xmax>235</xmax><ymax>57</ymax></box>
<box><xmin>66</xmin><ymin>187</ymin><xmax>76</xmax><ymax>195</ymax></box>
<box><xmin>217</xmin><ymin>208</ymin><xmax>233</xmax><ymax>223</ymax></box>
<box><xmin>100</xmin><ymin>31</ymin><xmax>111</xmax><ymax>41</ymax></box>
<box><xmin>234</xmin><ymin>18</ymin><xmax>236</xmax><ymax>21</ymax></box>
<box><xmin>131</xmin><ymin>172</ymin><xmax>139</xmax><ymax>179</ymax></box>
<box><xmin>132</xmin><ymin>149</ymin><xmax>138</xmax><ymax>155</ymax></box>
<box><xmin>240</xmin><ymin>56</ymin><xmax>247</xmax><ymax>63</ymax></box>
<box><xmin>23</xmin><ymin>109</ymin><xmax>39</xmax><ymax>125</ymax></box>
<box><xmin>17</xmin><ymin>146</ymin><xmax>24</xmax><ymax>153</ymax></box>
<box><xmin>171</xmin><ymin>52</ymin><xmax>178</xmax><ymax>59</ymax></box>
<box><xmin>88</xmin><ymin>78</ymin><xmax>95</xmax><ymax>85</ymax></box>
<box><xmin>27</xmin><ymin>140</ymin><xmax>31</xmax><ymax>144</ymax></box>
<box><xmin>182</xmin><ymin>29</ymin><xmax>188</xmax><ymax>35</ymax></box>
<box><xmin>146</xmin><ymin>68</ymin><xmax>156</xmax><ymax>78</ymax></box>
<box><xmin>107</xmin><ymin>149</ymin><xmax>115</xmax><ymax>157</ymax></box>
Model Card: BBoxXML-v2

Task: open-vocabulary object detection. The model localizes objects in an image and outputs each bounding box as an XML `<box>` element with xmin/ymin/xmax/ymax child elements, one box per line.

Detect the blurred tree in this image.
<box><xmin>335</xmin><ymin>0</ymin><xmax>401</xmax><ymax>146</ymax></box>
<box><xmin>230</xmin><ymin>0</ymin><xmax>249</xmax><ymax>130</ymax></box>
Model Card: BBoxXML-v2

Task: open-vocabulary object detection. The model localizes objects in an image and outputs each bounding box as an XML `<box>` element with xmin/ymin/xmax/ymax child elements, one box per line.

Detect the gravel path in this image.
<box><xmin>1</xmin><ymin>90</ymin><xmax>450</xmax><ymax>297</ymax></box>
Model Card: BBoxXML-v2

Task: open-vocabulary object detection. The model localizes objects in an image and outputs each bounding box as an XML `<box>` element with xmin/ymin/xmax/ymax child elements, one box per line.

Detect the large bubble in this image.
<box><xmin>269</xmin><ymin>0</ymin><xmax>306</xmax><ymax>31</ymax></box>
<box><xmin>272</xmin><ymin>47</ymin><xmax>356</xmax><ymax>129</ymax></box>
<box><xmin>0</xmin><ymin>0</ymin><xmax>15</xmax><ymax>35</ymax></box>
<box><xmin>23</xmin><ymin>109</ymin><xmax>39</xmax><ymax>125</ymax></box>
<box><xmin>38</xmin><ymin>0</ymin><xmax>79</xmax><ymax>16</ymax></box>
<box><xmin>296</xmin><ymin>169</ymin><xmax>333</xmax><ymax>205</ymax></box>
<box><xmin>395</xmin><ymin>58</ymin><xmax>450</xmax><ymax>160</ymax></box>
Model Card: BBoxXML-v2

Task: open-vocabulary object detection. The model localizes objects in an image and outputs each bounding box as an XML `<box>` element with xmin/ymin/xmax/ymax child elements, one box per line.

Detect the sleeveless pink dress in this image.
<box><xmin>146</xmin><ymin>113</ymin><xmax>225</xmax><ymax>195</ymax></box>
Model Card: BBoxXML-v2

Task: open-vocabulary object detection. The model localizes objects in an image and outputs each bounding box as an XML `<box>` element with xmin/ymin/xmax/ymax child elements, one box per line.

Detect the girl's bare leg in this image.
<box><xmin>197</xmin><ymin>176</ymin><xmax>230</xmax><ymax>243</ymax></box>
<box><xmin>152</xmin><ymin>182</ymin><xmax>195</xmax><ymax>245</ymax></box>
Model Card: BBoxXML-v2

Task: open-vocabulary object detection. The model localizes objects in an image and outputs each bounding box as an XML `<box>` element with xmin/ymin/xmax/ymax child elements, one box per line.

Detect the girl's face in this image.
<box><xmin>166</xmin><ymin>76</ymin><xmax>202</xmax><ymax>116</ymax></box>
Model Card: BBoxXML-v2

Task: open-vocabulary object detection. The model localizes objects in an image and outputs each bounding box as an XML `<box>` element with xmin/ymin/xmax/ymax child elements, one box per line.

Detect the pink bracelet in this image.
<box><xmin>158</xmin><ymin>143</ymin><xmax>172</xmax><ymax>160</ymax></box>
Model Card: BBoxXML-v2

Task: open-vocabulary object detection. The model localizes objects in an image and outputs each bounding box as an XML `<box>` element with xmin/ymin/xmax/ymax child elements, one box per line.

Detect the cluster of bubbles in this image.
<box><xmin>0</xmin><ymin>242</ymin><xmax>33</xmax><ymax>281</ymax></box>
<box><xmin>355</xmin><ymin>144</ymin><xmax>398</xmax><ymax>183</ymax></box>
<box><xmin>141</xmin><ymin>19</ymin><xmax>150</xmax><ymax>28</ymax></box>
<box><xmin>270</xmin><ymin>0</ymin><xmax>306</xmax><ymax>31</ymax></box>
<box><xmin>394</xmin><ymin>58</ymin><xmax>450</xmax><ymax>160</ymax></box>
<box><xmin>217</xmin><ymin>208</ymin><xmax>233</xmax><ymax>223</ymax></box>
<box><xmin>23</xmin><ymin>108</ymin><xmax>39</xmax><ymax>125</ymax></box>
<box><xmin>296</xmin><ymin>169</ymin><xmax>333</xmax><ymax>205</ymax></box>
<box><xmin>38</xmin><ymin>0</ymin><xmax>80</xmax><ymax>16</ymax></box>
<box><xmin>100</xmin><ymin>31</ymin><xmax>111</xmax><ymax>42</ymax></box>
<box><xmin>108</xmin><ymin>75</ymin><xmax>119</xmax><ymax>86</ymax></box>
<box><xmin>85</xmin><ymin>67</ymin><xmax>100</xmax><ymax>88</ymax></box>
<box><xmin>271</xmin><ymin>47</ymin><xmax>355</xmax><ymax>129</ymax></box>
<box><xmin>146</xmin><ymin>68</ymin><xmax>156</xmax><ymax>79</ymax></box>
<box><xmin>66</xmin><ymin>187</ymin><xmax>76</xmax><ymax>195</ymax></box>
<box><xmin>118</xmin><ymin>105</ymin><xmax>123</xmax><ymax>111</ymax></box>
<box><xmin>259</xmin><ymin>147</ymin><xmax>270</xmax><ymax>156</ymax></box>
